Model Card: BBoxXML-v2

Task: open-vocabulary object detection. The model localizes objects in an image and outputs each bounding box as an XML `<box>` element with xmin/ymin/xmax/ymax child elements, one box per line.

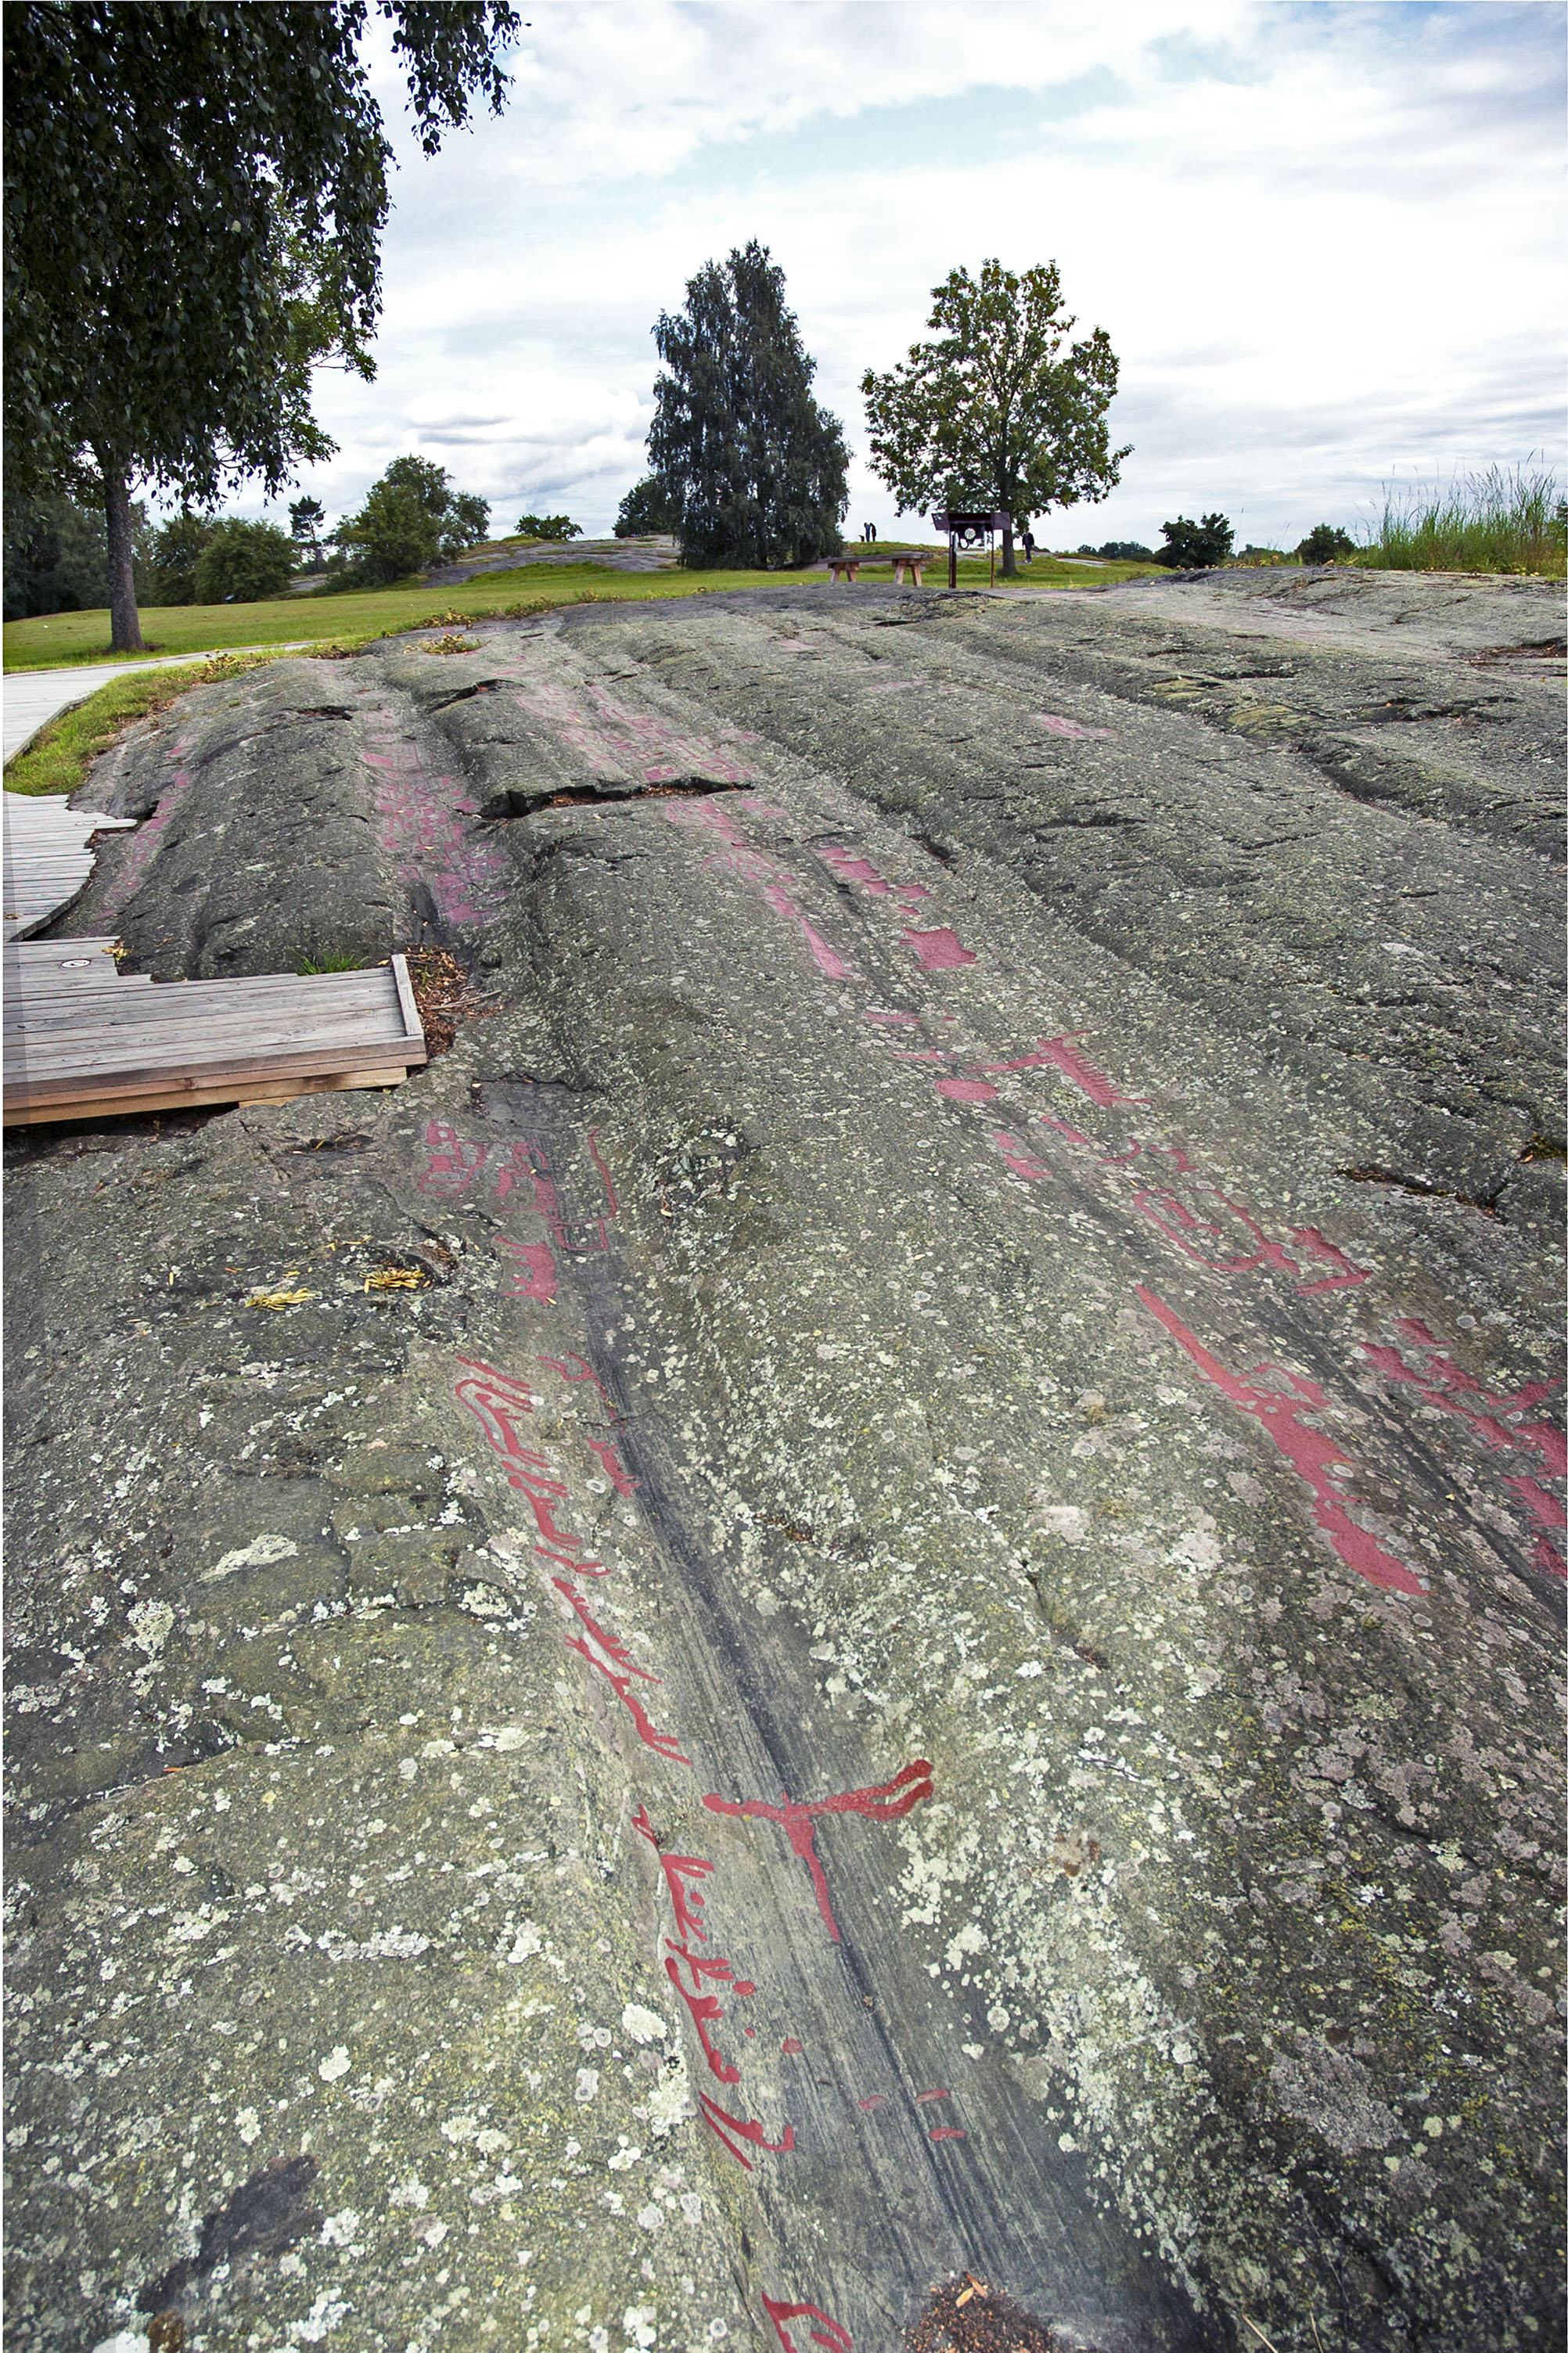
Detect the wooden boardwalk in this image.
<box><xmin>4</xmin><ymin>943</ymin><xmax>427</xmax><ymax>1125</ymax></box>
<box><xmin>3</xmin><ymin>791</ymin><xmax>136</xmax><ymax>941</ymax></box>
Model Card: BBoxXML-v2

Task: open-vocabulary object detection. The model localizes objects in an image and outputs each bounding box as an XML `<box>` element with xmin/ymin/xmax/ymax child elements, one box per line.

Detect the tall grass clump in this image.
<box><xmin>1356</xmin><ymin>461</ymin><xmax>1565</xmax><ymax>576</ymax></box>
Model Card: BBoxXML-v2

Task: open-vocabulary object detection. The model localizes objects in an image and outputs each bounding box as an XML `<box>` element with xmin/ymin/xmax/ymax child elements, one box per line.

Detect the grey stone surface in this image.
<box><xmin>426</xmin><ymin>536</ymin><xmax>678</xmax><ymax>588</ymax></box>
<box><xmin>6</xmin><ymin>573</ymin><xmax>1563</xmax><ymax>2353</ymax></box>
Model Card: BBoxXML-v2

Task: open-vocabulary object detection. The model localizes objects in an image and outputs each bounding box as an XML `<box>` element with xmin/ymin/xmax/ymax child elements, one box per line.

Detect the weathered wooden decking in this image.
<box><xmin>2</xmin><ymin>791</ymin><xmax>137</xmax><ymax>941</ymax></box>
<box><xmin>3</xmin><ymin>944</ymin><xmax>427</xmax><ymax>1124</ymax></box>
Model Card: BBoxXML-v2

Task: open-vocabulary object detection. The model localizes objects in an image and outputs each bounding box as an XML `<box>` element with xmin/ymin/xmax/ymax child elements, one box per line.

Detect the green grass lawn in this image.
<box><xmin>2</xmin><ymin>561</ymin><xmax>798</xmax><ymax>672</ymax></box>
<box><xmin>5</xmin><ymin>549</ymin><xmax>1171</xmax><ymax>672</ymax></box>
<box><xmin>4</xmin><ymin>649</ymin><xmax>289</xmax><ymax>795</ymax></box>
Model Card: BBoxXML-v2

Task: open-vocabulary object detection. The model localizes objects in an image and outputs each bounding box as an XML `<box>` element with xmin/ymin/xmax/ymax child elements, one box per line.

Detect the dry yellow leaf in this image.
<box><xmin>245</xmin><ymin>1272</ymin><xmax>315</xmax><ymax>1310</ymax></box>
<box><xmin>364</xmin><ymin>1267</ymin><xmax>427</xmax><ymax>1293</ymax></box>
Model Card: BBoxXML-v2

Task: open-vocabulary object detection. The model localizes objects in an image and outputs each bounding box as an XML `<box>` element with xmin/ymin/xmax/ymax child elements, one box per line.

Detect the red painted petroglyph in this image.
<box><xmin>761</xmin><ymin>883</ymin><xmax>856</xmax><ymax>979</ymax></box>
<box><xmin>587</xmin><ymin>1128</ymin><xmax>619</xmax><ymax>1214</ymax></box>
<box><xmin>662</xmin><ymin>1937</ymin><xmax>753</xmax><ymax>2082</ymax></box>
<box><xmin>453</xmin><ymin>1358</ymin><xmax>545</xmax><ymax>1476</ymax></box>
<box><xmin>419</xmin><ymin>1119</ymin><xmax>489</xmax><ymax>1197</ymax></box>
<box><xmin>508</xmin><ymin>675</ymin><xmax>754</xmax><ymax>786</ymax></box>
<box><xmin>991</xmin><ymin>1130</ymin><xmax>1055</xmax><ymax>1182</ymax></box>
<box><xmin>982</xmin><ymin>1034</ymin><xmax>1149</xmax><ymax>1106</ymax></box>
<box><xmin>455</xmin><ymin>1362</ymin><xmax>688</xmax><ymax>1762</ymax></box>
<box><xmin>498</xmin><ymin>1237</ymin><xmax>558</xmax><ymax>1301</ymax></box>
<box><xmin>1506</xmin><ymin>1475</ymin><xmax>1566</xmax><ymax>1531</ymax></box>
<box><xmin>1035</xmin><ymin>1110</ymin><xmax>1145</xmax><ymax>1165</ymax></box>
<box><xmin>365</xmin><ymin>731</ymin><xmax>508</xmax><ymax>927</ymax></box>
<box><xmin>556</xmin><ymin>1589</ymin><xmax>691</xmax><ymax>1767</ymax></box>
<box><xmin>913</xmin><ymin>2089</ymin><xmax>950</xmax><ymax>2105</ymax></box>
<box><xmin>987</xmin><ymin>1121</ymin><xmax>1370</xmax><ymax>1298</ymax></box>
<box><xmin>1133</xmin><ymin>1186</ymin><xmax>1370</xmax><ymax>1294</ymax></box>
<box><xmin>857</xmin><ymin>2094</ymin><xmax>886</xmax><ymax>2110</ymax></box>
<box><xmin>94</xmin><ymin>765</ymin><xmax>197</xmax><ymax>917</ymax></box>
<box><xmin>935</xmin><ymin>1078</ymin><xmax>998</xmax><ymax>1103</ymax></box>
<box><xmin>783</xmin><ymin>2038</ymin><xmax>804</xmax><ymax>2056</ymax></box>
<box><xmin>537</xmin><ymin>1355</ymin><xmax>639</xmax><ymax>1490</ymax></box>
<box><xmin>496</xmin><ymin>1139</ymin><xmax>611</xmax><ymax>1257</ymax></box>
<box><xmin>1136</xmin><ymin>1289</ymin><xmax>1425</xmax><ymax>1596</ymax></box>
<box><xmin>583</xmin><ymin>1433</ymin><xmax>639</xmax><ymax>1494</ymax></box>
<box><xmin>818</xmin><ymin>847</ymin><xmax>892</xmax><ymax>895</ymax></box>
<box><xmin>629</xmin><ymin>1808</ymin><xmax>754</xmax><ymax>2079</ymax></box>
<box><xmin>698</xmin><ymin>2094</ymin><xmax>797</xmax><ymax>2172</ymax></box>
<box><xmin>1356</xmin><ymin>1328</ymin><xmax>1565</xmax><ymax>1568</ymax></box>
<box><xmin>1036</xmin><ymin>712</ymin><xmax>1114</xmax><ymax>739</ymax></box>
<box><xmin>422</xmin><ymin>1124</ymin><xmax>617</xmax><ymax>1258</ymax></box>
<box><xmin>702</xmin><ymin>1762</ymin><xmax>935</xmax><ymax>1943</ymax></box>
<box><xmin>666</xmin><ymin>801</ymin><xmax>859</xmax><ymax>980</ymax></box>
<box><xmin>761</xmin><ymin>2297</ymin><xmax>852</xmax><ymax>2353</ymax></box>
<box><xmin>928</xmin><ymin>2127</ymin><xmax>968</xmax><ymax>2142</ymax></box>
<box><xmin>1289</xmin><ymin>1230</ymin><xmax>1373</xmax><ymax>1293</ymax></box>
<box><xmin>817</xmin><ymin>843</ymin><xmax>933</xmax><ymax>908</ymax></box>
<box><xmin>902</xmin><ymin>927</ymin><xmax>976</xmax><ymax>971</ymax></box>
<box><xmin>538</xmin><ymin>1351</ymin><xmax>613</xmax><ymax>1405</ymax></box>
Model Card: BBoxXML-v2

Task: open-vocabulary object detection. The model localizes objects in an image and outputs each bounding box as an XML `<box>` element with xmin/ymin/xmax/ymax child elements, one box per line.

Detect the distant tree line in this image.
<box><xmin>4</xmin><ymin>453</ymin><xmax>495</xmax><ymax>617</ymax></box>
<box><xmin>4</xmin><ymin>1</ymin><xmax>518</xmax><ymax>648</ymax></box>
<box><xmin>1069</xmin><ymin>517</ymin><xmax>1360</xmax><ymax>570</ymax></box>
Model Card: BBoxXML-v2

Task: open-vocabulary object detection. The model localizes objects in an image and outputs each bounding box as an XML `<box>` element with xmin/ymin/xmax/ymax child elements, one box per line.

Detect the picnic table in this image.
<box><xmin>826</xmin><ymin>551</ymin><xmax>928</xmax><ymax>586</ymax></box>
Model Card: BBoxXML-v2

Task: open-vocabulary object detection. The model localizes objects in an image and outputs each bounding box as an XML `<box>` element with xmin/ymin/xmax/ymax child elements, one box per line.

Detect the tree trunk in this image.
<box><xmin>998</xmin><ymin>518</ymin><xmax>1018</xmax><ymax>580</ymax></box>
<box><xmin>99</xmin><ymin>455</ymin><xmax>146</xmax><ymax>653</ymax></box>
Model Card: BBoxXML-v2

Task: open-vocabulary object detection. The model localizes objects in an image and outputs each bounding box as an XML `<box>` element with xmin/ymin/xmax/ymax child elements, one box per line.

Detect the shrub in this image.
<box><xmin>1077</xmin><ymin>539</ymin><xmax>1154</xmax><ymax>561</ymax></box>
<box><xmin>1295</xmin><ymin>523</ymin><xmax>1355</xmax><ymax>564</ymax></box>
<box><xmin>336</xmin><ymin>458</ymin><xmax>491</xmax><ymax>585</ymax></box>
<box><xmin>613</xmin><ymin>479</ymin><xmax>679</xmax><ymax>538</ymax></box>
<box><xmin>337</xmin><ymin>480</ymin><xmax>441</xmax><ymax>582</ymax></box>
<box><xmin>516</xmin><ymin>513</ymin><xmax>583</xmax><ymax>541</ymax></box>
<box><xmin>5</xmin><ymin>489</ymin><xmax>154</xmax><ymax>616</ymax></box>
<box><xmin>144</xmin><ymin>510</ymin><xmax>218</xmax><ymax>604</ymax></box>
<box><xmin>1156</xmin><ymin>513</ymin><xmax>1234</xmax><ymax>569</ymax></box>
<box><xmin>192</xmin><ymin>518</ymin><xmax>295</xmax><ymax>603</ymax></box>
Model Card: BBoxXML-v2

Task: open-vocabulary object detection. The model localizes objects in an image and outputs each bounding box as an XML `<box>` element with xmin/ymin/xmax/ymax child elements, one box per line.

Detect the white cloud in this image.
<box><xmin>221</xmin><ymin>1</ymin><xmax>1561</xmax><ymax>551</ymax></box>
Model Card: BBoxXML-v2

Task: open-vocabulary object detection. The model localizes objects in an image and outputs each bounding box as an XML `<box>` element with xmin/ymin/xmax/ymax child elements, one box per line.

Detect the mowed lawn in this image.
<box><xmin>4</xmin><ymin>549</ymin><xmax>1159</xmax><ymax>672</ymax></box>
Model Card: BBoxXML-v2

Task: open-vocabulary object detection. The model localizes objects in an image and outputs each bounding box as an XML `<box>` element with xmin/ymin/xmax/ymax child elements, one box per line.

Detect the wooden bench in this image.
<box><xmin>827</xmin><ymin>552</ymin><xmax>928</xmax><ymax>586</ymax></box>
<box><xmin>4</xmin><ymin>950</ymin><xmax>428</xmax><ymax>1125</ymax></box>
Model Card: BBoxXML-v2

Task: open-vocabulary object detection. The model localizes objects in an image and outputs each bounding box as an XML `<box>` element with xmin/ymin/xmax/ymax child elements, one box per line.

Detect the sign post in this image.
<box><xmin>930</xmin><ymin>510</ymin><xmax>1011</xmax><ymax>590</ymax></box>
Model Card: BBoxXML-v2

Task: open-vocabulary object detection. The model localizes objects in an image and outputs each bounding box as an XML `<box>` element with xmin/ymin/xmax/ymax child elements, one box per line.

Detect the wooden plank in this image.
<box><xmin>3</xmin><ymin>1065</ymin><xmax>412</xmax><ymax>1127</ymax></box>
<box><xmin>5</xmin><ymin>982</ymin><xmax>393</xmax><ymax>1035</ymax></box>
<box><xmin>6</xmin><ymin>944</ymin><xmax>123</xmax><ymax>970</ymax></box>
<box><xmin>5</xmin><ymin>1004</ymin><xmax>405</xmax><ymax>1051</ymax></box>
<box><xmin>4</xmin><ymin>970</ymin><xmax>394</xmax><ymax>1026</ymax></box>
<box><xmin>7</xmin><ymin>965</ymin><xmax>138</xmax><ymax>989</ymax></box>
<box><xmin>5</xmin><ymin>926</ymin><xmax>120</xmax><ymax>945</ymax></box>
<box><xmin>5</xmin><ymin>977</ymin><xmax>153</xmax><ymax>1006</ymax></box>
<box><xmin>5</xmin><ymin>974</ymin><xmax>391</xmax><ymax>1020</ymax></box>
<box><xmin>3</xmin><ymin>952</ymin><xmax>426</xmax><ymax>1117</ymax></box>
<box><xmin>6</xmin><ymin>965</ymin><xmax>394</xmax><ymax>1004</ymax></box>
<box><xmin>390</xmin><ymin>952</ymin><xmax>423</xmax><ymax>1048</ymax></box>
<box><xmin>8</xmin><ymin>1034</ymin><xmax>426</xmax><ymax>1107</ymax></box>
<box><xmin>5</xmin><ymin>1029</ymin><xmax>414</xmax><ymax>1078</ymax></box>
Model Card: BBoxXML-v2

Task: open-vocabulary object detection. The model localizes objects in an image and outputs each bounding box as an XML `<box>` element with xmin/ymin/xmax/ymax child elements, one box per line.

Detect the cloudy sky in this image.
<box><xmin>263</xmin><ymin>0</ymin><xmax>1563</xmax><ymax>551</ymax></box>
